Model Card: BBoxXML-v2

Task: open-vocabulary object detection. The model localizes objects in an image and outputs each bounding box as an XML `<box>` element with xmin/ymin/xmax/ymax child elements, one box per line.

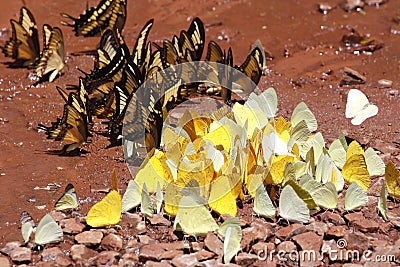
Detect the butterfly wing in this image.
<box><xmin>86</xmin><ymin>190</ymin><xmax>122</xmax><ymax>227</ymax></box>
<box><xmin>1</xmin><ymin>7</ymin><xmax>40</xmax><ymax>66</ymax></box>
<box><xmin>34</xmin><ymin>214</ymin><xmax>63</xmax><ymax>245</ymax></box>
<box><xmin>20</xmin><ymin>211</ymin><xmax>36</xmax><ymax>243</ymax></box>
<box><xmin>385</xmin><ymin>161</ymin><xmax>400</xmax><ymax>198</ymax></box>
<box><xmin>344</xmin><ymin>182</ymin><xmax>368</xmax><ymax>211</ymax></box>
<box><xmin>342</xmin><ymin>154</ymin><xmax>370</xmax><ymax>190</ymax></box>
<box><xmin>279</xmin><ymin>185</ymin><xmax>310</xmax><ymax>223</ymax></box>
<box><xmin>253</xmin><ymin>184</ymin><xmax>275</xmax><ymax>218</ymax></box>
<box><xmin>60</xmin><ymin>0</ymin><xmax>127</xmax><ymax>37</ymax></box>
<box><xmin>378</xmin><ymin>181</ymin><xmax>388</xmax><ymax>220</ymax></box>
<box><xmin>55</xmin><ymin>184</ymin><xmax>79</xmax><ymax>211</ymax></box>
<box><xmin>36</xmin><ymin>25</ymin><xmax>65</xmax><ymax>82</ymax></box>
<box><xmin>132</xmin><ymin>19</ymin><xmax>154</xmax><ymax>68</ymax></box>
<box><xmin>345</xmin><ymin>89</ymin><xmax>374</xmax><ymax>121</ymax></box>
<box><xmin>223</xmin><ymin>226</ymin><xmax>242</xmax><ymax>264</ymax></box>
<box><xmin>121</xmin><ymin>180</ymin><xmax>141</xmax><ymax>213</ymax></box>
<box><xmin>350</xmin><ymin>104</ymin><xmax>378</xmax><ymax>125</ymax></box>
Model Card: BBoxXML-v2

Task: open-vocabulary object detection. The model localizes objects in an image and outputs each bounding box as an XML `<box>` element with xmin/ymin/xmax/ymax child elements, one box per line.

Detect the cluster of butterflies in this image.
<box><xmin>17</xmin><ymin>86</ymin><xmax>399</xmax><ymax>262</ymax></box>
<box><xmin>116</xmin><ymin>87</ymin><xmax>399</xmax><ymax>232</ymax></box>
<box><xmin>1</xmin><ymin>7</ymin><xmax>65</xmax><ymax>82</ymax></box>
<box><xmin>1</xmin><ymin>0</ymin><xmax>265</xmax><ymax>155</ymax></box>
<box><xmin>19</xmin><ymin>183</ymin><xmax>78</xmax><ymax>246</ymax></box>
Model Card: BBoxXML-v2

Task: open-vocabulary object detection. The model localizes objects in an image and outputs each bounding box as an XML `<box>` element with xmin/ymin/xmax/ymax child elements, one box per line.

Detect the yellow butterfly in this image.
<box><xmin>86</xmin><ymin>190</ymin><xmax>122</xmax><ymax>227</ymax></box>
<box><xmin>342</xmin><ymin>154</ymin><xmax>370</xmax><ymax>190</ymax></box>
<box><xmin>55</xmin><ymin>184</ymin><xmax>79</xmax><ymax>211</ymax></box>
<box><xmin>385</xmin><ymin>160</ymin><xmax>400</xmax><ymax>198</ymax></box>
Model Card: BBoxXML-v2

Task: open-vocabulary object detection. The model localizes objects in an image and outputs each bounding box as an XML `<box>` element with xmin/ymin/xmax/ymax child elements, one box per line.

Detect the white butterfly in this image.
<box><xmin>345</xmin><ymin>89</ymin><xmax>378</xmax><ymax>125</ymax></box>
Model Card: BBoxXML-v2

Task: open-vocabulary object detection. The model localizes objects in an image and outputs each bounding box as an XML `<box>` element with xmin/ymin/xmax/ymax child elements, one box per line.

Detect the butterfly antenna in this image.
<box><xmin>21</xmin><ymin>0</ymin><xmax>27</xmax><ymax>6</ymax></box>
<box><xmin>76</xmin><ymin>67</ymin><xmax>88</xmax><ymax>75</ymax></box>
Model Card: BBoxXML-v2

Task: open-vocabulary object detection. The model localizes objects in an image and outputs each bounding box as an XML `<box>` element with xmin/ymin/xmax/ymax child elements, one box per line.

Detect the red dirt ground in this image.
<box><xmin>0</xmin><ymin>0</ymin><xmax>399</xmax><ymax>246</ymax></box>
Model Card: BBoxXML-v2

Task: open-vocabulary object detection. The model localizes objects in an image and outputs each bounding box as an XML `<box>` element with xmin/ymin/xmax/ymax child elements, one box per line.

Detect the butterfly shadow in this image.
<box><xmin>29</xmin><ymin>72</ymin><xmax>65</xmax><ymax>87</ymax></box>
<box><xmin>42</xmin><ymin>146</ymin><xmax>89</xmax><ymax>157</ymax></box>
<box><xmin>2</xmin><ymin>60</ymin><xmax>36</xmax><ymax>69</ymax></box>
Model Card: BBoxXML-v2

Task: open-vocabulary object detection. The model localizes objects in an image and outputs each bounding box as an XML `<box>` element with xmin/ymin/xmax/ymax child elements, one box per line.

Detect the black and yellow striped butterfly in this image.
<box><xmin>82</xmin><ymin>29</ymin><xmax>135</xmax><ymax>93</ymax></box>
<box><xmin>60</xmin><ymin>0</ymin><xmax>127</xmax><ymax>37</ymax></box>
<box><xmin>235</xmin><ymin>45</ymin><xmax>264</xmax><ymax>86</ymax></box>
<box><xmin>205</xmin><ymin>40</ymin><xmax>234</xmax><ymax>104</ymax></box>
<box><xmin>131</xmin><ymin>19</ymin><xmax>154</xmax><ymax>76</ymax></box>
<box><xmin>160</xmin><ymin>17</ymin><xmax>205</xmax><ymax>68</ymax></box>
<box><xmin>38</xmin><ymin>94</ymin><xmax>92</xmax><ymax>153</ymax></box>
<box><xmin>1</xmin><ymin>7</ymin><xmax>40</xmax><ymax>67</ymax></box>
<box><xmin>56</xmin><ymin>78</ymin><xmax>92</xmax><ymax>126</ymax></box>
<box><xmin>35</xmin><ymin>24</ymin><xmax>65</xmax><ymax>82</ymax></box>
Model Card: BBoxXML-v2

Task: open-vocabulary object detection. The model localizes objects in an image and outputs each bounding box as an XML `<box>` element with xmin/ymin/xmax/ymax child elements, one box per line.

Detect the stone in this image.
<box><xmin>75</xmin><ymin>230</ymin><xmax>103</xmax><ymax>246</ymax></box>
<box><xmin>285</xmin><ymin>225</ymin><xmax>308</xmax><ymax>240</ymax></box>
<box><xmin>364</xmin><ymin>262</ymin><xmax>391</xmax><ymax>267</ymax></box>
<box><xmin>60</xmin><ymin>218</ymin><xmax>85</xmax><ymax>234</ymax></box>
<box><xmin>145</xmin><ymin>261</ymin><xmax>173</xmax><ymax>267</ymax></box>
<box><xmin>138</xmin><ymin>235</ymin><xmax>155</xmax><ymax>244</ymax></box>
<box><xmin>9</xmin><ymin>247</ymin><xmax>31</xmax><ymax>263</ymax></box>
<box><xmin>96</xmin><ymin>251</ymin><xmax>119</xmax><ymax>266</ymax></box>
<box><xmin>126</xmin><ymin>239</ymin><xmax>141</xmax><ymax>250</ymax></box>
<box><xmin>388</xmin><ymin>239</ymin><xmax>400</xmax><ymax>264</ymax></box>
<box><xmin>55</xmin><ymin>254</ymin><xmax>73</xmax><ymax>267</ymax></box>
<box><xmin>204</xmin><ymin>232</ymin><xmax>223</xmax><ymax>256</ymax></box>
<box><xmin>299</xmin><ymin>253</ymin><xmax>323</xmax><ymax>267</ymax></box>
<box><xmin>305</xmin><ymin>222</ymin><xmax>328</xmax><ymax>236</ymax></box>
<box><xmin>70</xmin><ymin>244</ymin><xmax>98</xmax><ymax>262</ymax></box>
<box><xmin>345</xmin><ymin>232</ymin><xmax>370</xmax><ymax>252</ymax></box>
<box><xmin>195</xmin><ymin>249</ymin><xmax>215</xmax><ymax>261</ymax></box>
<box><xmin>344</xmin><ymin>212</ymin><xmax>364</xmax><ymax>223</ymax></box>
<box><xmin>319</xmin><ymin>212</ymin><xmax>345</xmax><ymax>225</ymax></box>
<box><xmin>49</xmin><ymin>211</ymin><xmax>66</xmax><ymax>222</ymax></box>
<box><xmin>325</xmin><ymin>225</ymin><xmax>348</xmax><ymax>238</ymax></box>
<box><xmin>240</xmin><ymin>227</ymin><xmax>255</xmax><ymax>251</ymax></box>
<box><xmin>321</xmin><ymin>239</ymin><xmax>340</xmax><ymax>255</ymax></box>
<box><xmin>0</xmin><ymin>257</ymin><xmax>10</xmax><ymax>267</ymax></box>
<box><xmin>139</xmin><ymin>244</ymin><xmax>165</xmax><ymax>261</ymax></box>
<box><xmin>191</xmin><ymin>242</ymin><xmax>203</xmax><ymax>252</ymax></box>
<box><xmin>136</xmin><ymin>221</ymin><xmax>147</xmax><ymax>234</ymax></box>
<box><xmin>200</xmin><ymin>259</ymin><xmax>219</xmax><ymax>267</ymax></box>
<box><xmin>41</xmin><ymin>247</ymin><xmax>63</xmax><ymax>261</ymax></box>
<box><xmin>292</xmin><ymin>232</ymin><xmax>323</xmax><ymax>251</ymax></box>
<box><xmin>101</xmin><ymin>233</ymin><xmax>123</xmax><ymax>251</ymax></box>
<box><xmin>275</xmin><ymin>224</ymin><xmax>303</xmax><ymax>240</ymax></box>
<box><xmin>234</xmin><ymin>253</ymin><xmax>258</xmax><ymax>266</ymax></box>
<box><xmin>34</xmin><ymin>261</ymin><xmax>53</xmax><ymax>267</ymax></box>
<box><xmin>250</xmin><ymin>219</ymin><xmax>273</xmax><ymax>240</ymax></box>
<box><xmin>171</xmin><ymin>254</ymin><xmax>198</xmax><ymax>267</ymax></box>
<box><xmin>159</xmin><ymin>249</ymin><xmax>184</xmax><ymax>260</ymax></box>
<box><xmin>352</xmin><ymin>219</ymin><xmax>379</xmax><ymax>233</ymax></box>
<box><xmin>149</xmin><ymin>214</ymin><xmax>171</xmax><ymax>226</ymax></box>
<box><xmin>159</xmin><ymin>241</ymin><xmax>189</xmax><ymax>251</ymax></box>
<box><xmin>276</xmin><ymin>241</ymin><xmax>297</xmax><ymax>252</ymax></box>
<box><xmin>1</xmin><ymin>241</ymin><xmax>22</xmax><ymax>256</ymax></box>
<box><xmin>241</xmin><ymin>227</ymin><xmax>256</xmax><ymax>251</ymax></box>
<box><xmin>251</xmin><ymin>242</ymin><xmax>275</xmax><ymax>257</ymax></box>
<box><xmin>120</xmin><ymin>250</ymin><xmax>139</xmax><ymax>266</ymax></box>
